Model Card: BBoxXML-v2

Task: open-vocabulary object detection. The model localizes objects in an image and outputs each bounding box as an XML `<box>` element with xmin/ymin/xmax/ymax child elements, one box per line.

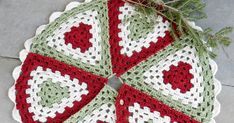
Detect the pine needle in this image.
<box><xmin>122</xmin><ymin>0</ymin><xmax>233</xmax><ymax>59</ymax></box>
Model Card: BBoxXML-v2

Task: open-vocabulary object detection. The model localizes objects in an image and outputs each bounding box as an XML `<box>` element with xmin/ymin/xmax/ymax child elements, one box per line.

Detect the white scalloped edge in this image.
<box><xmin>187</xmin><ymin>21</ymin><xmax>203</xmax><ymax>32</ymax></box>
<box><xmin>189</xmin><ymin>22</ymin><xmax>221</xmax><ymax>123</ymax></box>
<box><xmin>8</xmin><ymin>1</ymin><xmax>221</xmax><ymax>123</ymax></box>
<box><xmin>8</xmin><ymin>1</ymin><xmax>92</xmax><ymax>123</ymax></box>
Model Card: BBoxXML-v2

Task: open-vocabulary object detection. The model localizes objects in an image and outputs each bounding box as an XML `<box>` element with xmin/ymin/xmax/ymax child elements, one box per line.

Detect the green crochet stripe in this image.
<box><xmin>38</xmin><ymin>79</ymin><xmax>69</xmax><ymax>108</ymax></box>
<box><xmin>120</xmin><ymin>37</ymin><xmax>215</xmax><ymax>123</ymax></box>
<box><xmin>30</xmin><ymin>0</ymin><xmax>112</xmax><ymax>78</ymax></box>
<box><xmin>64</xmin><ymin>85</ymin><xmax>117</xmax><ymax>122</ymax></box>
<box><xmin>127</xmin><ymin>14</ymin><xmax>155</xmax><ymax>41</ymax></box>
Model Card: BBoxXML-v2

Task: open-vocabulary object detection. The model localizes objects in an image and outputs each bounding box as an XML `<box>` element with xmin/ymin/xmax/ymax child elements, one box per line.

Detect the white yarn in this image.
<box><xmin>79</xmin><ymin>103</ymin><xmax>116</xmax><ymax>123</ymax></box>
<box><xmin>143</xmin><ymin>46</ymin><xmax>203</xmax><ymax>108</ymax></box>
<box><xmin>128</xmin><ymin>103</ymin><xmax>175</xmax><ymax>123</ymax></box>
<box><xmin>47</xmin><ymin>10</ymin><xmax>102</xmax><ymax>65</ymax></box>
<box><xmin>118</xmin><ymin>3</ymin><xmax>169</xmax><ymax>57</ymax></box>
<box><xmin>26</xmin><ymin>66</ymin><xmax>89</xmax><ymax>122</ymax></box>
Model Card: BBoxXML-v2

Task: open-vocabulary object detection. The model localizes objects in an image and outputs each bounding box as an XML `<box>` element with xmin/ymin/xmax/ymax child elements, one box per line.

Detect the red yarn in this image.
<box><xmin>15</xmin><ymin>53</ymin><xmax>107</xmax><ymax>123</ymax></box>
<box><xmin>115</xmin><ymin>84</ymin><xmax>200</xmax><ymax>123</ymax></box>
<box><xmin>97</xmin><ymin>120</ymin><xmax>108</xmax><ymax>123</ymax></box>
<box><xmin>163</xmin><ymin>61</ymin><xmax>194</xmax><ymax>93</ymax></box>
<box><xmin>64</xmin><ymin>23</ymin><xmax>93</xmax><ymax>53</ymax></box>
<box><xmin>108</xmin><ymin>0</ymin><xmax>174</xmax><ymax>76</ymax></box>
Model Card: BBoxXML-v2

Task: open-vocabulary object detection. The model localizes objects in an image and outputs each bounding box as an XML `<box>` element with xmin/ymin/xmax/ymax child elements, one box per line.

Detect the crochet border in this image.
<box><xmin>8</xmin><ymin>1</ymin><xmax>221</xmax><ymax>123</ymax></box>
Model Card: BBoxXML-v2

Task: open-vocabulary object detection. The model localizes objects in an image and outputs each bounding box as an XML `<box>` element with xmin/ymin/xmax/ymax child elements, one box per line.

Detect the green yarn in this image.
<box><xmin>127</xmin><ymin>14</ymin><xmax>155</xmax><ymax>41</ymax></box>
<box><xmin>5</xmin><ymin>0</ymin><xmax>223</xmax><ymax>122</ymax></box>
<box><xmin>64</xmin><ymin>85</ymin><xmax>117</xmax><ymax>123</ymax></box>
<box><xmin>31</xmin><ymin>0</ymin><xmax>112</xmax><ymax>78</ymax></box>
<box><xmin>120</xmin><ymin>37</ymin><xmax>215</xmax><ymax>123</ymax></box>
<box><xmin>27</xmin><ymin>0</ymin><xmax>216</xmax><ymax>122</ymax></box>
<box><xmin>38</xmin><ymin>79</ymin><xmax>69</xmax><ymax>108</ymax></box>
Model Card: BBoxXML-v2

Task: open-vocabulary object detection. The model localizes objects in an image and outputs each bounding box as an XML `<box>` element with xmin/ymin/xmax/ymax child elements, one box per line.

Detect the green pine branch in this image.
<box><xmin>123</xmin><ymin>0</ymin><xmax>233</xmax><ymax>58</ymax></box>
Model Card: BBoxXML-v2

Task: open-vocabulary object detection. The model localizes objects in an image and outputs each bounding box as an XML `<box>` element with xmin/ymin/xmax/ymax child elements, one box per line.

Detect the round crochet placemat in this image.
<box><xmin>9</xmin><ymin>0</ymin><xmax>221</xmax><ymax>123</ymax></box>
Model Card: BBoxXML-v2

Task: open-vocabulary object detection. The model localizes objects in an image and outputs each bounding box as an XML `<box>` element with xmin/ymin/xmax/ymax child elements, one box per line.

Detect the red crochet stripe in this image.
<box><xmin>64</xmin><ymin>23</ymin><xmax>93</xmax><ymax>53</ymax></box>
<box><xmin>108</xmin><ymin>0</ymin><xmax>174</xmax><ymax>76</ymax></box>
<box><xmin>115</xmin><ymin>84</ymin><xmax>200</xmax><ymax>123</ymax></box>
<box><xmin>163</xmin><ymin>61</ymin><xmax>194</xmax><ymax>93</ymax></box>
<box><xmin>15</xmin><ymin>53</ymin><xmax>107</xmax><ymax>123</ymax></box>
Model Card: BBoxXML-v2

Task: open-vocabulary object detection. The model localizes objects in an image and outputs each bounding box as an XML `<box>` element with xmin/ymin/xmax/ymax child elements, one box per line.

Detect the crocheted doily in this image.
<box><xmin>9</xmin><ymin>0</ymin><xmax>221</xmax><ymax>123</ymax></box>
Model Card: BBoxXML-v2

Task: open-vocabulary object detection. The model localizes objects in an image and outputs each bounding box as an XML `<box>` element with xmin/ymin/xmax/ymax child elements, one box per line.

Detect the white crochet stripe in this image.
<box><xmin>46</xmin><ymin>10</ymin><xmax>102</xmax><ymax>65</ymax></box>
<box><xmin>78</xmin><ymin>103</ymin><xmax>116</xmax><ymax>123</ymax></box>
<box><xmin>143</xmin><ymin>46</ymin><xmax>203</xmax><ymax>108</ymax></box>
<box><xmin>26</xmin><ymin>66</ymin><xmax>88</xmax><ymax>122</ymax></box>
<box><xmin>118</xmin><ymin>3</ymin><xmax>170</xmax><ymax>57</ymax></box>
<box><xmin>8</xmin><ymin>1</ymin><xmax>221</xmax><ymax>123</ymax></box>
<box><xmin>128</xmin><ymin>103</ymin><xmax>175</xmax><ymax>123</ymax></box>
<box><xmin>8</xmin><ymin>1</ymin><xmax>94</xmax><ymax>123</ymax></box>
<box><xmin>188</xmin><ymin>23</ymin><xmax>221</xmax><ymax>123</ymax></box>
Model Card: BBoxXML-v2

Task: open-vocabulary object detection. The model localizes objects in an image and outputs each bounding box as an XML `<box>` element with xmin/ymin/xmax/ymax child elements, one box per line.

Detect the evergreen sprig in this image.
<box><xmin>123</xmin><ymin>0</ymin><xmax>233</xmax><ymax>58</ymax></box>
<box><xmin>201</xmin><ymin>27</ymin><xmax>233</xmax><ymax>58</ymax></box>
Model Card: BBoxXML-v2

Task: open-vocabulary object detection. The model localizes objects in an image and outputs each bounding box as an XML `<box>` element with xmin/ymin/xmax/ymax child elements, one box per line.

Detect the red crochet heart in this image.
<box><xmin>163</xmin><ymin>61</ymin><xmax>194</xmax><ymax>93</ymax></box>
<box><xmin>64</xmin><ymin>23</ymin><xmax>93</xmax><ymax>53</ymax></box>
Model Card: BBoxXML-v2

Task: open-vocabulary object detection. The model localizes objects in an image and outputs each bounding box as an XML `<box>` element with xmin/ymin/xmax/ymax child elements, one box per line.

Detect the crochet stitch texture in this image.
<box><xmin>9</xmin><ymin>0</ymin><xmax>221</xmax><ymax>123</ymax></box>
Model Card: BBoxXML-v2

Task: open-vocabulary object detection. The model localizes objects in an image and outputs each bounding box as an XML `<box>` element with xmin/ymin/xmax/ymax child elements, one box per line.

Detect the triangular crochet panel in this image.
<box><xmin>108</xmin><ymin>0</ymin><xmax>174</xmax><ymax>76</ymax></box>
<box><xmin>120</xmin><ymin>37</ymin><xmax>221</xmax><ymax>122</ymax></box>
<box><xmin>12</xmin><ymin>53</ymin><xmax>107</xmax><ymax>122</ymax></box>
<box><xmin>116</xmin><ymin>84</ymin><xmax>200</xmax><ymax>123</ymax></box>
<box><xmin>9</xmin><ymin>0</ymin><xmax>221</xmax><ymax>123</ymax></box>
<box><xmin>65</xmin><ymin>85</ymin><xmax>117</xmax><ymax>123</ymax></box>
<box><xmin>30</xmin><ymin>0</ymin><xmax>112</xmax><ymax>78</ymax></box>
